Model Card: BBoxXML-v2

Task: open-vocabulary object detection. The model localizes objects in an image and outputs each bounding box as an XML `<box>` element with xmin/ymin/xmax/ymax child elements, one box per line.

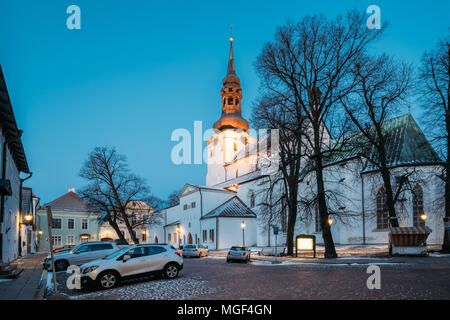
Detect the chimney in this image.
<box><xmin>68</xmin><ymin>188</ymin><xmax>75</xmax><ymax>193</ymax></box>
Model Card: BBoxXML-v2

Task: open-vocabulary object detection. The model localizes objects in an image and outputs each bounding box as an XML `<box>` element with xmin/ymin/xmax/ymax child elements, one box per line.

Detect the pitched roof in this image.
<box><xmin>201</xmin><ymin>196</ymin><xmax>257</xmax><ymax>219</ymax></box>
<box><xmin>0</xmin><ymin>65</ymin><xmax>29</xmax><ymax>173</ymax></box>
<box><xmin>39</xmin><ymin>191</ymin><xmax>99</xmax><ymax>213</ymax></box>
<box><xmin>324</xmin><ymin>113</ymin><xmax>442</xmax><ymax>171</ymax></box>
<box><xmin>212</xmin><ymin>170</ymin><xmax>265</xmax><ymax>189</ymax></box>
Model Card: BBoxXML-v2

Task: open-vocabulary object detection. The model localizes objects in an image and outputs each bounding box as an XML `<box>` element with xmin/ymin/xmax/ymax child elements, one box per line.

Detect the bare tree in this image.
<box><xmin>79</xmin><ymin>147</ymin><xmax>151</xmax><ymax>244</ymax></box>
<box><xmin>341</xmin><ymin>54</ymin><xmax>413</xmax><ymax>228</ymax></box>
<box><xmin>419</xmin><ymin>37</ymin><xmax>450</xmax><ymax>252</ymax></box>
<box><xmin>166</xmin><ymin>189</ymin><xmax>181</xmax><ymax>207</ymax></box>
<box><xmin>253</xmin><ymin>11</ymin><xmax>383</xmax><ymax>258</ymax></box>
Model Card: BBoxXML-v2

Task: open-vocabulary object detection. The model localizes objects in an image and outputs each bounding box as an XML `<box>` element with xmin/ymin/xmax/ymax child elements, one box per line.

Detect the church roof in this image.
<box><xmin>39</xmin><ymin>191</ymin><xmax>99</xmax><ymax>213</ymax></box>
<box><xmin>324</xmin><ymin>113</ymin><xmax>442</xmax><ymax>171</ymax></box>
<box><xmin>213</xmin><ymin>170</ymin><xmax>265</xmax><ymax>189</ymax></box>
<box><xmin>201</xmin><ymin>196</ymin><xmax>257</xmax><ymax>219</ymax></box>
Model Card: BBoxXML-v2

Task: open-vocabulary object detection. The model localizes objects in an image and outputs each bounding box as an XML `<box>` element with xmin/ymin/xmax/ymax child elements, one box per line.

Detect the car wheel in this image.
<box><xmin>226</xmin><ymin>258</ymin><xmax>231</xmax><ymax>263</ymax></box>
<box><xmin>55</xmin><ymin>260</ymin><xmax>69</xmax><ymax>271</ymax></box>
<box><xmin>97</xmin><ymin>271</ymin><xmax>119</xmax><ymax>289</ymax></box>
<box><xmin>164</xmin><ymin>263</ymin><xmax>179</xmax><ymax>279</ymax></box>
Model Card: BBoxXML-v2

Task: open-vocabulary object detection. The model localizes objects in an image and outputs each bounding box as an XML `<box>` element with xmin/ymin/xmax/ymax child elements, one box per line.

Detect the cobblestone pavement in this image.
<box><xmin>0</xmin><ymin>252</ymin><xmax>47</xmax><ymax>300</ymax></box>
<box><xmin>52</xmin><ymin>253</ymin><xmax>450</xmax><ymax>300</ymax></box>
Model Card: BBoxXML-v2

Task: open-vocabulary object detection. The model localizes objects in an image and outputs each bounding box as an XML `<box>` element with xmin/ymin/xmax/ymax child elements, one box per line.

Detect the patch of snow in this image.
<box><xmin>0</xmin><ymin>279</ymin><xmax>13</xmax><ymax>283</ymax></box>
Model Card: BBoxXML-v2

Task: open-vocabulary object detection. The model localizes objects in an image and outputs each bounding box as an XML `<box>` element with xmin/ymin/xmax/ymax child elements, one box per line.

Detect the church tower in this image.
<box><xmin>206</xmin><ymin>36</ymin><xmax>255</xmax><ymax>186</ymax></box>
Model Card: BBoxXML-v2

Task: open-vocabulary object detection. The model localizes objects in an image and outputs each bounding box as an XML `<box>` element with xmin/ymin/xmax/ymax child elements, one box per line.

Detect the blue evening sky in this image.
<box><xmin>0</xmin><ymin>0</ymin><xmax>448</xmax><ymax>204</ymax></box>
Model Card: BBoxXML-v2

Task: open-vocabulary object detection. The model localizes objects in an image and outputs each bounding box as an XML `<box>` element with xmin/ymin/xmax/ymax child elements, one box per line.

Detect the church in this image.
<box><xmin>147</xmin><ymin>37</ymin><xmax>445</xmax><ymax>250</ymax></box>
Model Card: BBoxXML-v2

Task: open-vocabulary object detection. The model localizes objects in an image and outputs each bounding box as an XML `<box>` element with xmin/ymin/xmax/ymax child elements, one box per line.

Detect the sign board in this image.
<box><xmin>272</xmin><ymin>226</ymin><xmax>279</xmax><ymax>235</ymax></box>
<box><xmin>295</xmin><ymin>234</ymin><xmax>316</xmax><ymax>258</ymax></box>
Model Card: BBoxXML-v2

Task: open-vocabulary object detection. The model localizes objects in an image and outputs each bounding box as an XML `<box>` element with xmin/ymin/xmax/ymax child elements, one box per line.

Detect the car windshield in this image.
<box><xmin>231</xmin><ymin>247</ymin><xmax>245</xmax><ymax>251</ymax></box>
<box><xmin>184</xmin><ymin>245</ymin><xmax>196</xmax><ymax>249</ymax></box>
<box><xmin>104</xmin><ymin>247</ymin><xmax>130</xmax><ymax>260</ymax></box>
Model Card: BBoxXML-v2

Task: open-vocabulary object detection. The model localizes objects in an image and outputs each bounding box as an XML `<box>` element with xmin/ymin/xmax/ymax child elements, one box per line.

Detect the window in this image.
<box><xmin>249</xmin><ymin>191</ymin><xmax>255</xmax><ymax>208</ymax></box>
<box><xmin>168</xmin><ymin>233</ymin><xmax>172</xmax><ymax>243</ymax></box>
<box><xmin>236</xmin><ymin>169</ymin><xmax>239</xmax><ymax>178</ymax></box>
<box><xmin>92</xmin><ymin>244</ymin><xmax>113</xmax><ymax>251</ymax></box>
<box><xmin>174</xmin><ymin>233</ymin><xmax>178</xmax><ymax>244</ymax></box>
<box><xmin>142</xmin><ymin>232</ymin><xmax>147</xmax><ymax>242</ymax></box>
<box><xmin>67</xmin><ymin>235</ymin><xmax>74</xmax><ymax>245</ymax></box>
<box><xmin>147</xmin><ymin>246</ymin><xmax>166</xmax><ymax>255</ymax></box>
<box><xmin>376</xmin><ymin>188</ymin><xmax>389</xmax><ymax>229</ymax></box>
<box><xmin>82</xmin><ymin>219</ymin><xmax>88</xmax><ymax>230</ymax></box>
<box><xmin>203</xmin><ymin>230</ymin><xmax>207</xmax><ymax>243</ymax></box>
<box><xmin>68</xmin><ymin>219</ymin><xmax>74</xmax><ymax>229</ymax></box>
<box><xmin>191</xmin><ymin>202</ymin><xmax>196</xmax><ymax>208</ymax></box>
<box><xmin>51</xmin><ymin>235</ymin><xmax>62</xmax><ymax>247</ymax></box>
<box><xmin>76</xmin><ymin>244</ymin><xmax>92</xmax><ymax>253</ymax></box>
<box><xmin>413</xmin><ymin>184</ymin><xmax>425</xmax><ymax>227</ymax></box>
<box><xmin>184</xmin><ymin>204</ymin><xmax>188</xmax><ymax>210</ymax></box>
<box><xmin>51</xmin><ymin>218</ymin><xmax>61</xmax><ymax>229</ymax></box>
<box><xmin>228</xmin><ymin>97</ymin><xmax>233</xmax><ymax>105</ymax></box>
<box><xmin>234</xmin><ymin>142</ymin><xmax>237</xmax><ymax>151</ymax></box>
<box><xmin>209</xmin><ymin>229</ymin><xmax>214</xmax><ymax>243</ymax></box>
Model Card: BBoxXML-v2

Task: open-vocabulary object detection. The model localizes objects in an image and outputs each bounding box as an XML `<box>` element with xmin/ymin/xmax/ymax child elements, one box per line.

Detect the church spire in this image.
<box><xmin>213</xmin><ymin>35</ymin><xmax>249</xmax><ymax>131</ymax></box>
<box><xmin>227</xmin><ymin>37</ymin><xmax>236</xmax><ymax>75</ymax></box>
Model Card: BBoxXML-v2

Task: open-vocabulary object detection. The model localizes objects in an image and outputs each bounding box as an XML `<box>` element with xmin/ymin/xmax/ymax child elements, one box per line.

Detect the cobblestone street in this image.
<box><xmin>49</xmin><ymin>252</ymin><xmax>450</xmax><ymax>300</ymax></box>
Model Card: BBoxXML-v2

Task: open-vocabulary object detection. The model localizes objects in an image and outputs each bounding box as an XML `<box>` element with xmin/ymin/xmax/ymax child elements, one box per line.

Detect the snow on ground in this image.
<box><xmin>249</xmin><ymin>259</ymin><xmax>408</xmax><ymax>267</ymax></box>
<box><xmin>69</xmin><ymin>274</ymin><xmax>219</xmax><ymax>300</ymax></box>
<box><xmin>0</xmin><ymin>279</ymin><xmax>13</xmax><ymax>283</ymax></box>
<box><xmin>429</xmin><ymin>253</ymin><xmax>450</xmax><ymax>258</ymax></box>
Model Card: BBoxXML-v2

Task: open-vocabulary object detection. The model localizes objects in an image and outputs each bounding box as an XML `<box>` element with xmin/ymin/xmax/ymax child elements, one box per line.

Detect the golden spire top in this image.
<box><xmin>230</xmin><ymin>24</ymin><xmax>233</xmax><ymax>42</ymax></box>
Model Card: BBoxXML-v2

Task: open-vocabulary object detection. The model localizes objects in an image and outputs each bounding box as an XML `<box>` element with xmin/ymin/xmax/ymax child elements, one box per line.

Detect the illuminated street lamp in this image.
<box><xmin>37</xmin><ymin>230</ymin><xmax>44</xmax><ymax>235</ymax></box>
<box><xmin>241</xmin><ymin>221</ymin><xmax>246</xmax><ymax>246</ymax></box>
<box><xmin>24</xmin><ymin>213</ymin><xmax>33</xmax><ymax>222</ymax></box>
<box><xmin>420</xmin><ymin>213</ymin><xmax>428</xmax><ymax>221</ymax></box>
<box><xmin>328</xmin><ymin>218</ymin><xmax>334</xmax><ymax>226</ymax></box>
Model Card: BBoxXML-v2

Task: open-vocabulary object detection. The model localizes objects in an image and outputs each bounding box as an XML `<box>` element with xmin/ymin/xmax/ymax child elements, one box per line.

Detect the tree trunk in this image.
<box><xmin>286</xmin><ymin>178</ymin><xmax>299</xmax><ymax>256</ymax></box>
<box><xmin>314</xmin><ymin>126</ymin><xmax>337</xmax><ymax>258</ymax></box>
<box><xmin>378</xmin><ymin>144</ymin><xmax>399</xmax><ymax>228</ymax></box>
<box><xmin>443</xmin><ymin>112</ymin><xmax>450</xmax><ymax>253</ymax></box>
<box><xmin>106</xmin><ymin>215</ymin><xmax>127</xmax><ymax>243</ymax></box>
<box><xmin>121</xmin><ymin>212</ymin><xmax>139</xmax><ymax>244</ymax></box>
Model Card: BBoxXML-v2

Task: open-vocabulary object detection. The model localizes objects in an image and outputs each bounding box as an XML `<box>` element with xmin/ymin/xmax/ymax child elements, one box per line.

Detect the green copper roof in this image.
<box><xmin>324</xmin><ymin>113</ymin><xmax>442</xmax><ymax>171</ymax></box>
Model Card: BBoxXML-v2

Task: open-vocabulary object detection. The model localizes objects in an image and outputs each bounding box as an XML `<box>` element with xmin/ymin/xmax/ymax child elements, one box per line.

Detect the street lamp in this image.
<box><xmin>37</xmin><ymin>230</ymin><xmax>44</xmax><ymax>235</ymax></box>
<box><xmin>241</xmin><ymin>221</ymin><xmax>246</xmax><ymax>246</ymax></box>
<box><xmin>420</xmin><ymin>213</ymin><xmax>428</xmax><ymax>221</ymax></box>
<box><xmin>24</xmin><ymin>213</ymin><xmax>33</xmax><ymax>222</ymax></box>
<box><xmin>328</xmin><ymin>218</ymin><xmax>334</xmax><ymax>225</ymax></box>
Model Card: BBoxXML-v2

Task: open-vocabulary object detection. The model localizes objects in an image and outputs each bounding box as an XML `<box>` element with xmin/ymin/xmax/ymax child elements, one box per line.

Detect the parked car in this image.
<box><xmin>226</xmin><ymin>246</ymin><xmax>251</xmax><ymax>263</ymax></box>
<box><xmin>79</xmin><ymin>244</ymin><xmax>183</xmax><ymax>289</ymax></box>
<box><xmin>44</xmin><ymin>242</ymin><xmax>119</xmax><ymax>271</ymax></box>
<box><xmin>114</xmin><ymin>239</ymin><xmax>130</xmax><ymax>248</ymax></box>
<box><xmin>53</xmin><ymin>245</ymin><xmax>74</xmax><ymax>254</ymax></box>
<box><xmin>182</xmin><ymin>244</ymin><xmax>209</xmax><ymax>258</ymax></box>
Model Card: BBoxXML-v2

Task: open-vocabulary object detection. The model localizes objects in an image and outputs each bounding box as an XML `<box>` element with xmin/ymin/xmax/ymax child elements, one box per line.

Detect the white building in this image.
<box><xmin>0</xmin><ymin>66</ymin><xmax>33</xmax><ymax>264</ymax></box>
<box><xmin>148</xmin><ymin>184</ymin><xmax>257</xmax><ymax>250</ymax></box>
<box><xmin>150</xmin><ymin>37</ymin><xmax>445</xmax><ymax>250</ymax></box>
<box><xmin>99</xmin><ymin>200</ymin><xmax>154</xmax><ymax>244</ymax></box>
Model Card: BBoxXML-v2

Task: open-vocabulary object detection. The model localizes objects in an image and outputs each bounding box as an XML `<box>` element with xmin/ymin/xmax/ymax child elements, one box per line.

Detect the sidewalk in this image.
<box><xmin>0</xmin><ymin>252</ymin><xmax>47</xmax><ymax>300</ymax></box>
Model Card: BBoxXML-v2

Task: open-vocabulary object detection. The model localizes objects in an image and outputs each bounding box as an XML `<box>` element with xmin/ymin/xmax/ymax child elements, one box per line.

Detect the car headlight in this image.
<box><xmin>82</xmin><ymin>266</ymin><xmax>99</xmax><ymax>274</ymax></box>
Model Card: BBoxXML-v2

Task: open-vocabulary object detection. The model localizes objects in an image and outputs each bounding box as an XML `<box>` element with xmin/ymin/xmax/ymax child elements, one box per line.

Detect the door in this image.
<box><xmin>188</xmin><ymin>233</ymin><xmax>193</xmax><ymax>244</ymax></box>
<box><xmin>26</xmin><ymin>230</ymin><xmax>32</xmax><ymax>255</ymax></box>
<box><xmin>117</xmin><ymin>247</ymin><xmax>151</xmax><ymax>277</ymax></box>
<box><xmin>71</xmin><ymin>244</ymin><xmax>95</xmax><ymax>265</ymax></box>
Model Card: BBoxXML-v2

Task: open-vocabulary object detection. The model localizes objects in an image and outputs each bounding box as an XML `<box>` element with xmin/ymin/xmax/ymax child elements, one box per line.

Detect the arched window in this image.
<box><xmin>376</xmin><ymin>188</ymin><xmax>389</xmax><ymax>229</ymax></box>
<box><xmin>154</xmin><ymin>236</ymin><xmax>159</xmax><ymax>244</ymax></box>
<box><xmin>168</xmin><ymin>234</ymin><xmax>171</xmax><ymax>243</ymax></box>
<box><xmin>236</xmin><ymin>169</ymin><xmax>239</xmax><ymax>178</ymax></box>
<box><xmin>413</xmin><ymin>184</ymin><xmax>425</xmax><ymax>227</ymax></box>
<box><xmin>249</xmin><ymin>191</ymin><xmax>255</xmax><ymax>208</ymax></box>
<box><xmin>228</xmin><ymin>97</ymin><xmax>233</xmax><ymax>105</ymax></box>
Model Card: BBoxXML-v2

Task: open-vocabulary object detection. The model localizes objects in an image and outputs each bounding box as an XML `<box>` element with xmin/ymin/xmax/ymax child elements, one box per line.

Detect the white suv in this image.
<box><xmin>80</xmin><ymin>244</ymin><xmax>184</xmax><ymax>289</ymax></box>
<box><xmin>44</xmin><ymin>242</ymin><xmax>119</xmax><ymax>271</ymax></box>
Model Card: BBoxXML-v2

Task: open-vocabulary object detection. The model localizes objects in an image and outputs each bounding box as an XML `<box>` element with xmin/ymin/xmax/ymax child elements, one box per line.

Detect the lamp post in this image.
<box><xmin>420</xmin><ymin>213</ymin><xmax>427</xmax><ymax>226</ymax></box>
<box><xmin>241</xmin><ymin>221</ymin><xmax>246</xmax><ymax>246</ymax></box>
<box><xmin>328</xmin><ymin>218</ymin><xmax>334</xmax><ymax>226</ymax></box>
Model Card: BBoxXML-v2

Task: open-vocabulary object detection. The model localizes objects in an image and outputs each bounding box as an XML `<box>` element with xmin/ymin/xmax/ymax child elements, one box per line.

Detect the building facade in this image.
<box><xmin>36</xmin><ymin>189</ymin><xmax>101</xmax><ymax>251</ymax></box>
<box><xmin>0</xmin><ymin>66</ymin><xmax>32</xmax><ymax>264</ymax></box>
<box><xmin>150</xmin><ymin>37</ymin><xmax>445</xmax><ymax>250</ymax></box>
<box><xmin>99</xmin><ymin>200</ymin><xmax>154</xmax><ymax>243</ymax></box>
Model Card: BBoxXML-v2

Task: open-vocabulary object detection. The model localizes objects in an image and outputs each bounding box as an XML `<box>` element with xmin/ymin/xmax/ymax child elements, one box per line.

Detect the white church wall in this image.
<box><xmin>218</xmin><ymin>217</ymin><xmax>257</xmax><ymax>249</ymax></box>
